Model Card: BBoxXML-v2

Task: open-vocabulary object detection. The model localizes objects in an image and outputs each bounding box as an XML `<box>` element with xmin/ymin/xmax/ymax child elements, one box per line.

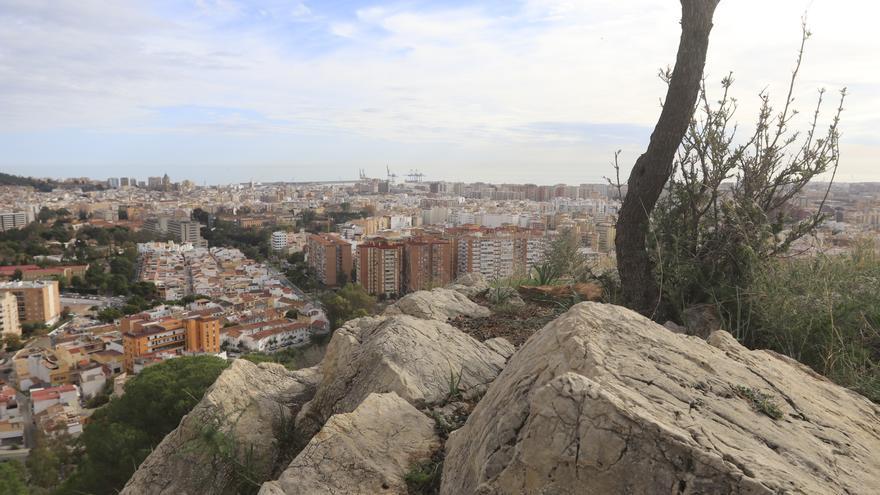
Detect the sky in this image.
<box><xmin>0</xmin><ymin>0</ymin><xmax>876</xmax><ymax>185</ymax></box>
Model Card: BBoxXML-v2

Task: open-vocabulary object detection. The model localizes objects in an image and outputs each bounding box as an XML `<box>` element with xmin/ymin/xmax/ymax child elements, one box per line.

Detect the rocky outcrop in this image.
<box><xmin>121</xmin><ymin>360</ymin><xmax>321</xmax><ymax>495</ymax></box>
<box><xmin>449</xmin><ymin>272</ymin><xmax>490</xmax><ymax>297</ymax></box>
<box><xmin>385</xmin><ymin>287</ymin><xmax>491</xmax><ymax>321</ymax></box>
<box><xmin>296</xmin><ymin>313</ymin><xmax>510</xmax><ymax>437</ymax></box>
<box><xmin>442</xmin><ymin>302</ymin><xmax>880</xmax><ymax>495</ymax></box>
<box><xmin>259</xmin><ymin>392</ymin><xmax>439</xmax><ymax>495</ymax></box>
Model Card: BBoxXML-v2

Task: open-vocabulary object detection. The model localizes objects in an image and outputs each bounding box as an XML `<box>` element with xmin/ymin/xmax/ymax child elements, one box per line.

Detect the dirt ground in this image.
<box><xmin>449</xmin><ymin>296</ymin><xmax>564</xmax><ymax>346</ymax></box>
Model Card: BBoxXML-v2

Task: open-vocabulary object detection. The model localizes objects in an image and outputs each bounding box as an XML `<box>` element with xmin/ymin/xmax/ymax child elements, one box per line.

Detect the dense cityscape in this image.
<box><xmin>0</xmin><ymin>170</ymin><xmax>873</xmax><ymax>455</ymax></box>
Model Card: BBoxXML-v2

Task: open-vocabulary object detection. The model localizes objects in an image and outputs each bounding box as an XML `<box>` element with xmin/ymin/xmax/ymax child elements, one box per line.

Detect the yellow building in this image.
<box><xmin>184</xmin><ymin>316</ymin><xmax>221</xmax><ymax>354</ymax></box>
<box><xmin>122</xmin><ymin>316</ymin><xmax>221</xmax><ymax>373</ymax></box>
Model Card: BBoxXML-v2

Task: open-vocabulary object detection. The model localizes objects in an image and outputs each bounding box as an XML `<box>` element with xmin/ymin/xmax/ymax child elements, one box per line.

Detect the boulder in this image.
<box><xmin>442</xmin><ymin>302</ymin><xmax>880</xmax><ymax>495</ymax></box>
<box><xmin>259</xmin><ymin>392</ymin><xmax>439</xmax><ymax>495</ymax></box>
<box><xmin>120</xmin><ymin>360</ymin><xmax>321</xmax><ymax>495</ymax></box>
<box><xmin>449</xmin><ymin>273</ymin><xmax>490</xmax><ymax>297</ymax></box>
<box><xmin>384</xmin><ymin>288</ymin><xmax>491</xmax><ymax>321</ymax></box>
<box><xmin>296</xmin><ymin>314</ymin><xmax>510</xmax><ymax>437</ymax></box>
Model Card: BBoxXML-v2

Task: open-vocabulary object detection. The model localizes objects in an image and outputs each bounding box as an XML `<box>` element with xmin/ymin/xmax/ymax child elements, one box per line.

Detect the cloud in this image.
<box><xmin>0</xmin><ymin>0</ymin><xmax>877</xmax><ymax>182</ymax></box>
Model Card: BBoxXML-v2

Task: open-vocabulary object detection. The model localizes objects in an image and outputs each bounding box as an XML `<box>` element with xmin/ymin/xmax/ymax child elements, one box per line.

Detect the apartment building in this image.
<box><xmin>0</xmin><ymin>212</ymin><xmax>28</xmax><ymax>232</ymax></box>
<box><xmin>307</xmin><ymin>234</ymin><xmax>352</xmax><ymax>287</ymax></box>
<box><xmin>454</xmin><ymin>229</ymin><xmax>548</xmax><ymax>280</ymax></box>
<box><xmin>404</xmin><ymin>237</ymin><xmax>455</xmax><ymax>292</ymax></box>
<box><xmin>167</xmin><ymin>219</ymin><xmax>207</xmax><ymax>248</ymax></box>
<box><xmin>271</xmin><ymin>231</ymin><xmax>291</xmax><ymax>252</ymax></box>
<box><xmin>357</xmin><ymin>240</ymin><xmax>404</xmax><ymax>297</ymax></box>
<box><xmin>0</xmin><ymin>280</ymin><xmax>61</xmax><ymax>325</ymax></box>
<box><xmin>271</xmin><ymin>231</ymin><xmax>308</xmax><ymax>253</ymax></box>
<box><xmin>184</xmin><ymin>316</ymin><xmax>221</xmax><ymax>354</ymax></box>
<box><xmin>122</xmin><ymin>315</ymin><xmax>220</xmax><ymax>372</ymax></box>
<box><xmin>143</xmin><ymin>217</ymin><xmax>208</xmax><ymax>248</ymax></box>
<box><xmin>0</xmin><ymin>292</ymin><xmax>20</xmax><ymax>337</ymax></box>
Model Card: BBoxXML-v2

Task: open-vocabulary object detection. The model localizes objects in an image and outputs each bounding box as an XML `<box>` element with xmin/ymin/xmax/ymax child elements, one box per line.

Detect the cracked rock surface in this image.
<box><xmin>441</xmin><ymin>302</ymin><xmax>880</xmax><ymax>495</ymax></box>
<box><xmin>120</xmin><ymin>360</ymin><xmax>321</xmax><ymax>495</ymax></box>
<box><xmin>384</xmin><ymin>287</ymin><xmax>491</xmax><ymax>321</ymax></box>
<box><xmin>296</xmin><ymin>313</ymin><xmax>511</xmax><ymax>438</ymax></box>
<box><xmin>259</xmin><ymin>392</ymin><xmax>439</xmax><ymax>495</ymax></box>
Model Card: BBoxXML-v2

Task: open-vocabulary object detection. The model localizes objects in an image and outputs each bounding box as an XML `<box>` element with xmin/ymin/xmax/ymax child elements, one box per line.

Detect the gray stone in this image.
<box><xmin>442</xmin><ymin>302</ymin><xmax>880</xmax><ymax>495</ymax></box>
<box><xmin>120</xmin><ymin>360</ymin><xmax>321</xmax><ymax>495</ymax></box>
<box><xmin>260</xmin><ymin>392</ymin><xmax>439</xmax><ymax>495</ymax></box>
<box><xmin>384</xmin><ymin>288</ymin><xmax>491</xmax><ymax>321</ymax></box>
<box><xmin>296</xmin><ymin>314</ymin><xmax>509</xmax><ymax>437</ymax></box>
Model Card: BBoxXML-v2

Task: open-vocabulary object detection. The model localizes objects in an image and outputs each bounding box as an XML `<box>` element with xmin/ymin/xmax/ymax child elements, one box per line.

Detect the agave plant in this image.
<box><xmin>531</xmin><ymin>261</ymin><xmax>562</xmax><ymax>286</ymax></box>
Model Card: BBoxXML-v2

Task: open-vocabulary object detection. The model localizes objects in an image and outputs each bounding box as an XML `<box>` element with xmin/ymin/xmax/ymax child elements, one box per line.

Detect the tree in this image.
<box><xmin>191</xmin><ymin>207</ymin><xmax>210</xmax><ymax>225</ymax></box>
<box><xmin>57</xmin><ymin>356</ymin><xmax>228</xmax><ymax>494</ymax></box>
<box><xmin>11</xmin><ymin>269</ymin><xmax>22</xmax><ymax>281</ymax></box>
<box><xmin>2</xmin><ymin>334</ymin><xmax>23</xmax><ymax>352</ymax></box>
<box><xmin>26</xmin><ymin>431</ymin><xmax>76</xmax><ymax>491</ymax></box>
<box><xmin>545</xmin><ymin>229</ymin><xmax>591</xmax><ymax>282</ymax></box>
<box><xmin>96</xmin><ymin>307</ymin><xmax>124</xmax><ymax>323</ymax></box>
<box><xmin>652</xmin><ymin>22</ymin><xmax>844</xmax><ymax>324</ymax></box>
<box><xmin>320</xmin><ymin>283</ymin><xmax>376</xmax><ymax>329</ymax></box>
<box><xmin>615</xmin><ymin>0</ymin><xmax>720</xmax><ymax>318</ymax></box>
<box><xmin>0</xmin><ymin>461</ymin><xmax>27</xmax><ymax>495</ymax></box>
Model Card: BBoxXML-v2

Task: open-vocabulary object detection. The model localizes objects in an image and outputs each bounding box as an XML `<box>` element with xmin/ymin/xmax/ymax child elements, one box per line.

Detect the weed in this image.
<box><xmin>531</xmin><ymin>261</ymin><xmax>562</xmax><ymax>286</ymax></box>
<box><xmin>486</xmin><ymin>286</ymin><xmax>515</xmax><ymax>306</ymax></box>
<box><xmin>445</xmin><ymin>368</ymin><xmax>463</xmax><ymax>403</ymax></box>
<box><xmin>405</xmin><ymin>452</ymin><xmax>444</xmax><ymax>495</ymax></box>
<box><xmin>732</xmin><ymin>385</ymin><xmax>784</xmax><ymax>420</ymax></box>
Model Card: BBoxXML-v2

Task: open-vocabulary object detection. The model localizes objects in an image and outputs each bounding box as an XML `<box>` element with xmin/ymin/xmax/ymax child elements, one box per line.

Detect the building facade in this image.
<box><xmin>404</xmin><ymin>237</ymin><xmax>455</xmax><ymax>292</ymax></box>
<box><xmin>454</xmin><ymin>229</ymin><xmax>548</xmax><ymax>281</ymax></box>
<box><xmin>122</xmin><ymin>315</ymin><xmax>221</xmax><ymax>372</ymax></box>
<box><xmin>143</xmin><ymin>217</ymin><xmax>208</xmax><ymax>248</ymax></box>
<box><xmin>0</xmin><ymin>292</ymin><xmax>21</xmax><ymax>337</ymax></box>
<box><xmin>307</xmin><ymin>234</ymin><xmax>353</xmax><ymax>287</ymax></box>
<box><xmin>357</xmin><ymin>240</ymin><xmax>404</xmax><ymax>297</ymax></box>
<box><xmin>0</xmin><ymin>280</ymin><xmax>61</xmax><ymax>326</ymax></box>
<box><xmin>0</xmin><ymin>212</ymin><xmax>28</xmax><ymax>232</ymax></box>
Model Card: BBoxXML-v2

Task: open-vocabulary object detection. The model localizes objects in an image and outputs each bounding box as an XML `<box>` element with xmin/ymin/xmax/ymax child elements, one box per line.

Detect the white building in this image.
<box><xmin>31</xmin><ymin>384</ymin><xmax>80</xmax><ymax>415</ymax></box>
<box><xmin>271</xmin><ymin>231</ymin><xmax>291</xmax><ymax>252</ymax></box>
<box><xmin>240</xmin><ymin>322</ymin><xmax>312</xmax><ymax>352</ymax></box>
<box><xmin>0</xmin><ymin>291</ymin><xmax>21</xmax><ymax>337</ymax></box>
<box><xmin>0</xmin><ymin>212</ymin><xmax>28</xmax><ymax>232</ymax></box>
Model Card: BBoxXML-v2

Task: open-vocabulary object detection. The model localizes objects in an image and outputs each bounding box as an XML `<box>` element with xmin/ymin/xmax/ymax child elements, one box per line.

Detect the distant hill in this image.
<box><xmin>0</xmin><ymin>172</ymin><xmax>56</xmax><ymax>192</ymax></box>
<box><xmin>0</xmin><ymin>172</ymin><xmax>105</xmax><ymax>192</ymax></box>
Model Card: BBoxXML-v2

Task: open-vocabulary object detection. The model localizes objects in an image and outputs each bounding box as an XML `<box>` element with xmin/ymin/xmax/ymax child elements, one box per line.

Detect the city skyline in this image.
<box><xmin>2</xmin><ymin>0</ymin><xmax>877</xmax><ymax>184</ymax></box>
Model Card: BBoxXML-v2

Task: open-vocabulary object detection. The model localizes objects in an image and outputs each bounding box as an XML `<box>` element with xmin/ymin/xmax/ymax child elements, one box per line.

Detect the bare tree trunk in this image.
<box><xmin>615</xmin><ymin>0</ymin><xmax>719</xmax><ymax>318</ymax></box>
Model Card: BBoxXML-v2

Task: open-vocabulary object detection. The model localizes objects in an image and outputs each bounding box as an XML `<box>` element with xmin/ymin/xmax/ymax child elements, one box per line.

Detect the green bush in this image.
<box><xmin>747</xmin><ymin>247</ymin><xmax>880</xmax><ymax>402</ymax></box>
<box><xmin>320</xmin><ymin>283</ymin><xmax>376</xmax><ymax>329</ymax></box>
<box><xmin>0</xmin><ymin>461</ymin><xmax>27</xmax><ymax>495</ymax></box>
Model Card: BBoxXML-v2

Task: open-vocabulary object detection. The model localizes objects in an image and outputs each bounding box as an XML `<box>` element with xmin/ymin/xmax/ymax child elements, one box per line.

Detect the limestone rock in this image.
<box><xmin>442</xmin><ymin>302</ymin><xmax>880</xmax><ymax>495</ymax></box>
<box><xmin>384</xmin><ymin>288</ymin><xmax>490</xmax><ymax>321</ymax></box>
<box><xmin>449</xmin><ymin>273</ymin><xmax>490</xmax><ymax>297</ymax></box>
<box><xmin>296</xmin><ymin>314</ymin><xmax>508</xmax><ymax>437</ymax></box>
<box><xmin>260</xmin><ymin>392</ymin><xmax>439</xmax><ymax>495</ymax></box>
<box><xmin>120</xmin><ymin>360</ymin><xmax>321</xmax><ymax>495</ymax></box>
<box><xmin>483</xmin><ymin>337</ymin><xmax>515</xmax><ymax>361</ymax></box>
